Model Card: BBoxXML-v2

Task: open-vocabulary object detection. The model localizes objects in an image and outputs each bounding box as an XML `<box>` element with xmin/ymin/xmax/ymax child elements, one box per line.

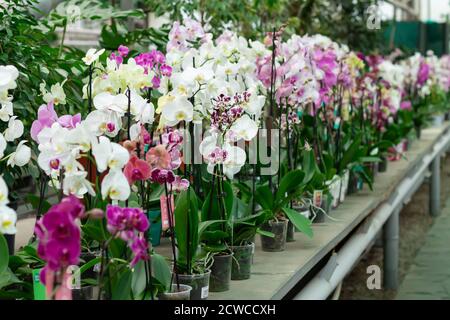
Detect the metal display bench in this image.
<box><xmin>207</xmin><ymin>122</ymin><xmax>450</xmax><ymax>300</ymax></box>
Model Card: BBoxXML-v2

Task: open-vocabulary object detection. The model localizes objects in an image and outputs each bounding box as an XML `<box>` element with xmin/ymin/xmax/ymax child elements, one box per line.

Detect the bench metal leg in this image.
<box><xmin>383</xmin><ymin>207</ymin><xmax>400</xmax><ymax>289</ymax></box>
<box><xmin>430</xmin><ymin>155</ymin><xmax>441</xmax><ymax>217</ymax></box>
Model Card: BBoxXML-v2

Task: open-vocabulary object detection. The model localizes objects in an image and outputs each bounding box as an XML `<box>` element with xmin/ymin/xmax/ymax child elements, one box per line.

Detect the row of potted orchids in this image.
<box><xmin>1</xmin><ymin>18</ymin><xmax>450</xmax><ymax>300</ymax></box>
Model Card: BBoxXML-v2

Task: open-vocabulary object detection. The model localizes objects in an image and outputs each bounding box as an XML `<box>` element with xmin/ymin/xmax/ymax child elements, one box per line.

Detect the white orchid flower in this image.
<box><xmin>0</xmin><ymin>65</ymin><xmax>19</xmax><ymax>92</ymax></box>
<box><xmin>160</xmin><ymin>95</ymin><xmax>193</xmax><ymax>126</ymax></box>
<box><xmin>65</xmin><ymin>122</ymin><xmax>94</xmax><ymax>153</ymax></box>
<box><xmin>0</xmin><ymin>133</ymin><xmax>6</xmax><ymax>159</ymax></box>
<box><xmin>7</xmin><ymin>140</ymin><xmax>31</xmax><ymax>167</ymax></box>
<box><xmin>43</xmin><ymin>82</ymin><xmax>67</xmax><ymax>105</ymax></box>
<box><xmin>37</xmin><ymin>124</ymin><xmax>73</xmax><ymax>174</ymax></box>
<box><xmin>85</xmin><ymin>109</ymin><xmax>121</xmax><ymax>137</ymax></box>
<box><xmin>199</xmin><ymin>133</ymin><xmax>218</xmax><ymax>158</ymax></box>
<box><xmin>129</xmin><ymin>123</ymin><xmax>140</xmax><ymax>142</ymax></box>
<box><xmin>229</xmin><ymin>114</ymin><xmax>259</xmax><ymax>141</ymax></box>
<box><xmin>0</xmin><ymin>206</ymin><xmax>17</xmax><ymax>235</ymax></box>
<box><xmin>128</xmin><ymin>90</ymin><xmax>155</xmax><ymax>124</ymax></box>
<box><xmin>110</xmin><ymin>58</ymin><xmax>148</xmax><ymax>91</ymax></box>
<box><xmin>82</xmin><ymin>48</ymin><xmax>105</xmax><ymax>66</ymax></box>
<box><xmin>4</xmin><ymin>116</ymin><xmax>24</xmax><ymax>141</ymax></box>
<box><xmin>92</xmin><ymin>136</ymin><xmax>129</xmax><ymax>173</ymax></box>
<box><xmin>244</xmin><ymin>93</ymin><xmax>266</xmax><ymax>116</ymax></box>
<box><xmin>0</xmin><ymin>176</ymin><xmax>9</xmax><ymax>206</ymax></box>
<box><xmin>0</xmin><ymin>101</ymin><xmax>13</xmax><ymax>122</ymax></box>
<box><xmin>63</xmin><ymin>171</ymin><xmax>95</xmax><ymax>198</ymax></box>
<box><xmin>101</xmin><ymin>170</ymin><xmax>130</xmax><ymax>201</ymax></box>
<box><xmin>93</xmin><ymin>92</ymin><xmax>128</xmax><ymax>115</ymax></box>
<box><xmin>222</xmin><ymin>143</ymin><xmax>247</xmax><ymax>179</ymax></box>
<box><xmin>139</xmin><ymin>102</ymin><xmax>155</xmax><ymax>124</ymax></box>
<box><xmin>169</xmin><ymin>72</ymin><xmax>197</xmax><ymax>97</ymax></box>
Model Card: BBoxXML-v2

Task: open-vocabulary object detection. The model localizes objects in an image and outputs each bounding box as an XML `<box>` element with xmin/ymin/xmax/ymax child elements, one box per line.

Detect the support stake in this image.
<box><xmin>430</xmin><ymin>154</ymin><xmax>441</xmax><ymax>217</ymax></box>
<box><xmin>383</xmin><ymin>206</ymin><xmax>400</xmax><ymax>290</ymax></box>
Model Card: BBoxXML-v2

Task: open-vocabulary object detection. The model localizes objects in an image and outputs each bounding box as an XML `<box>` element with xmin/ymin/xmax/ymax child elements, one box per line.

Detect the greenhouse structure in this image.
<box><xmin>2</xmin><ymin>0</ymin><xmax>450</xmax><ymax>309</ymax></box>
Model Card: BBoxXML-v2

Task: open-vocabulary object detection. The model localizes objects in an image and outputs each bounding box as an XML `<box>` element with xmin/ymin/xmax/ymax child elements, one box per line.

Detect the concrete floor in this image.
<box><xmin>396</xmin><ymin>196</ymin><xmax>450</xmax><ymax>299</ymax></box>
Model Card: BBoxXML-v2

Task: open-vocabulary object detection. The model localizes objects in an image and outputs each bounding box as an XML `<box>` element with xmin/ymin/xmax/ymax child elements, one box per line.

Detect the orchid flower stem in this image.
<box><xmin>286</xmin><ymin>100</ymin><xmax>292</xmax><ymax>170</ymax></box>
<box><xmin>335</xmin><ymin>85</ymin><xmax>343</xmax><ymax>170</ymax></box>
<box><xmin>277</xmin><ymin>101</ymin><xmax>282</xmax><ymax>192</ymax></box>
<box><xmin>58</xmin><ymin>20</ymin><xmax>67</xmax><ymax>59</ymax></box>
<box><xmin>87</xmin><ymin>63</ymin><xmax>94</xmax><ymax>208</ymax></box>
<box><xmin>217</xmin><ymin>164</ymin><xmax>227</xmax><ymax>233</ymax></box>
<box><xmin>97</xmin><ymin>235</ymin><xmax>115</xmax><ymax>300</ymax></box>
<box><xmin>127</xmin><ymin>87</ymin><xmax>131</xmax><ymax>140</ymax></box>
<box><xmin>164</xmin><ymin>182</ymin><xmax>179</xmax><ymax>291</ymax></box>
<box><xmin>58</xmin><ymin>168</ymin><xmax>64</xmax><ymax>202</ymax></box>
<box><xmin>268</xmin><ymin>27</ymin><xmax>277</xmax><ymax>193</ymax></box>
<box><xmin>145</xmin><ymin>255</ymin><xmax>154</xmax><ymax>300</ymax></box>
<box><xmin>36</xmin><ymin>171</ymin><xmax>48</xmax><ymax>219</ymax></box>
<box><xmin>252</xmin><ymin>115</ymin><xmax>257</xmax><ymax>214</ymax></box>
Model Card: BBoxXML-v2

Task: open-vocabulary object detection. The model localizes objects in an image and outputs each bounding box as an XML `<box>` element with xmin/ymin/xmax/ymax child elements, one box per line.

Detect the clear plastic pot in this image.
<box><xmin>260</xmin><ymin>220</ymin><xmax>288</xmax><ymax>252</ymax></box>
<box><xmin>158</xmin><ymin>284</ymin><xmax>192</xmax><ymax>300</ymax></box>
<box><xmin>210</xmin><ymin>253</ymin><xmax>233</xmax><ymax>292</ymax></box>
<box><xmin>231</xmin><ymin>243</ymin><xmax>253</xmax><ymax>280</ymax></box>
<box><xmin>178</xmin><ymin>271</ymin><xmax>211</xmax><ymax>300</ymax></box>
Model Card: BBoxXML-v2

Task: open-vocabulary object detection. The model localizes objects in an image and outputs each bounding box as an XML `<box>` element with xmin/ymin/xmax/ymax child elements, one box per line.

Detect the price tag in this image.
<box><xmin>160</xmin><ymin>194</ymin><xmax>175</xmax><ymax>230</ymax></box>
<box><xmin>201</xmin><ymin>286</ymin><xmax>209</xmax><ymax>299</ymax></box>
<box><xmin>313</xmin><ymin>190</ymin><xmax>323</xmax><ymax>207</ymax></box>
<box><xmin>32</xmin><ymin>269</ymin><xmax>46</xmax><ymax>300</ymax></box>
<box><xmin>334</xmin><ymin>117</ymin><xmax>341</xmax><ymax>130</ymax></box>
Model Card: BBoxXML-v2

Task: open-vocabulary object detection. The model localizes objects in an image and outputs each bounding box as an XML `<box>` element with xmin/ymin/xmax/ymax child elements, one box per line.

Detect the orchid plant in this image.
<box><xmin>2</xmin><ymin>9</ymin><xmax>449</xmax><ymax>300</ymax></box>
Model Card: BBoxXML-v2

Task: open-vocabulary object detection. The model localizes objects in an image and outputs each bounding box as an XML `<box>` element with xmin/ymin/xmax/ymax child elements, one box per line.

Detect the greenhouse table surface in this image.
<box><xmin>157</xmin><ymin>122</ymin><xmax>450</xmax><ymax>300</ymax></box>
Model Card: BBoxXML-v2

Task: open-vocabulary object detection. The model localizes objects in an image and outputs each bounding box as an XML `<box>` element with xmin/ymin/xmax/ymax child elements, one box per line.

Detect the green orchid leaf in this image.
<box><xmin>282</xmin><ymin>207</ymin><xmax>313</xmax><ymax>238</ymax></box>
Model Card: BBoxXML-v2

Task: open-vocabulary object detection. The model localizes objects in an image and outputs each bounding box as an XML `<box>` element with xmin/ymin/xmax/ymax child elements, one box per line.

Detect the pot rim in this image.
<box><xmin>176</xmin><ymin>269</ymin><xmax>212</xmax><ymax>278</ymax></box>
<box><xmin>162</xmin><ymin>284</ymin><xmax>193</xmax><ymax>295</ymax></box>
<box><xmin>231</xmin><ymin>242</ymin><xmax>255</xmax><ymax>250</ymax></box>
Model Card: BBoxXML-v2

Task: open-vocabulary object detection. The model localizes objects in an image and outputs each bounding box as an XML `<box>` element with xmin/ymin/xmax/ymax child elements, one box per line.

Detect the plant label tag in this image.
<box><xmin>334</xmin><ymin>117</ymin><xmax>341</xmax><ymax>130</ymax></box>
<box><xmin>32</xmin><ymin>269</ymin><xmax>46</xmax><ymax>300</ymax></box>
<box><xmin>160</xmin><ymin>194</ymin><xmax>175</xmax><ymax>230</ymax></box>
<box><xmin>201</xmin><ymin>286</ymin><xmax>209</xmax><ymax>299</ymax></box>
<box><xmin>313</xmin><ymin>190</ymin><xmax>323</xmax><ymax>207</ymax></box>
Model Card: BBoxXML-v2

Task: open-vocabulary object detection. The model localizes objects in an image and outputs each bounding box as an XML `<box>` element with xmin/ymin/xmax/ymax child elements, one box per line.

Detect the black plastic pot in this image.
<box><xmin>158</xmin><ymin>284</ymin><xmax>192</xmax><ymax>300</ymax></box>
<box><xmin>312</xmin><ymin>205</ymin><xmax>325</xmax><ymax>223</ymax></box>
<box><xmin>347</xmin><ymin>172</ymin><xmax>359</xmax><ymax>195</ymax></box>
<box><xmin>373</xmin><ymin>162</ymin><xmax>379</xmax><ymax>177</ymax></box>
<box><xmin>178</xmin><ymin>271</ymin><xmax>211</xmax><ymax>300</ymax></box>
<box><xmin>231</xmin><ymin>243</ymin><xmax>253</xmax><ymax>280</ymax></box>
<box><xmin>210</xmin><ymin>253</ymin><xmax>233</xmax><ymax>292</ymax></box>
<box><xmin>260</xmin><ymin>220</ymin><xmax>288</xmax><ymax>252</ymax></box>
<box><xmin>286</xmin><ymin>220</ymin><xmax>295</xmax><ymax>242</ymax></box>
<box><xmin>378</xmin><ymin>156</ymin><xmax>388</xmax><ymax>172</ymax></box>
<box><xmin>415</xmin><ymin>125</ymin><xmax>422</xmax><ymax>139</ymax></box>
<box><xmin>313</xmin><ymin>195</ymin><xmax>331</xmax><ymax>223</ymax></box>
<box><xmin>79</xmin><ymin>252</ymin><xmax>100</xmax><ymax>279</ymax></box>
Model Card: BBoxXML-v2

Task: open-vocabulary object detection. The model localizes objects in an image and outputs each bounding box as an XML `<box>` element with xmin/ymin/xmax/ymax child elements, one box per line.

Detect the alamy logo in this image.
<box><xmin>366</xmin><ymin>265</ymin><xmax>381</xmax><ymax>290</ymax></box>
<box><xmin>366</xmin><ymin>5</ymin><xmax>381</xmax><ymax>30</ymax></box>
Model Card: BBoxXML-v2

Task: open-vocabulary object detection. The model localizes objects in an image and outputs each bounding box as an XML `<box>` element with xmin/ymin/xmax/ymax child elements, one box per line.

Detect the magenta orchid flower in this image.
<box><xmin>35</xmin><ymin>196</ymin><xmax>84</xmax><ymax>284</ymax></box>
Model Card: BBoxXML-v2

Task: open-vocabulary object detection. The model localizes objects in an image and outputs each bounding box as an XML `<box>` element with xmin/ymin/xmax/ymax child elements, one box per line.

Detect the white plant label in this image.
<box><xmin>201</xmin><ymin>286</ymin><xmax>209</xmax><ymax>299</ymax></box>
<box><xmin>313</xmin><ymin>190</ymin><xmax>323</xmax><ymax>207</ymax></box>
